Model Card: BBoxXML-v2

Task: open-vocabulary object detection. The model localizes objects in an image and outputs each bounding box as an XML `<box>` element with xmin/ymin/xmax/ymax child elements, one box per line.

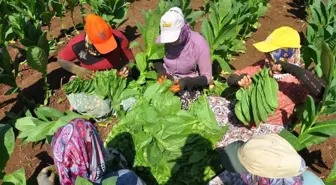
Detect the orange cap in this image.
<box><xmin>85</xmin><ymin>14</ymin><xmax>117</xmax><ymax>54</ymax></box>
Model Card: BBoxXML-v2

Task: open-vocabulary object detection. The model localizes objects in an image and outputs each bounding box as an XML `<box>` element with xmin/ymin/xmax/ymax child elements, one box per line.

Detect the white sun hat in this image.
<box><xmin>158</xmin><ymin>7</ymin><xmax>185</xmax><ymax>44</ymax></box>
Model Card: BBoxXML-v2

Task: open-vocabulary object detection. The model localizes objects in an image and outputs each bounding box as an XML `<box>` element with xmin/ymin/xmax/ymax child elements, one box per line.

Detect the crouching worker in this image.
<box><xmin>58</xmin><ymin>14</ymin><xmax>135</xmax><ymax>119</ymax></box>
<box><xmin>209</xmin><ymin>134</ymin><xmax>325</xmax><ymax>185</ymax></box>
<box><xmin>37</xmin><ymin>118</ymin><xmax>146</xmax><ymax>185</ymax></box>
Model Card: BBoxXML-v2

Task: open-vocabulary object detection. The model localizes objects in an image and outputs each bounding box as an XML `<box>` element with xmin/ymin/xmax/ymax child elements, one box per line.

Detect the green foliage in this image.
<box><xmin>0</xmin><ymin>124</ymin><xmax>15</xmax><ymax>178</ymax></box>
<box><xmin>326</xmin><ymin>161</ymin><xmax>336</xmax><ymax>184</ymax></box>
<box><xmin>63</xmin><ymin>70</ymin><xmax>136</xmax><ymax>114</ymax></box>
<box><xmin>163</xmin><ymin>0</ymin><xmax>203</xmax><ymax>27</ymax></box>
<box><xmin>15</xmin><ymin>107</ymin><xmax>89</xmax><ymax>144</ymax></box>
<box><xmin>234</xmin><ymin>68</ymin><xmax>278</xmax><ymax>126</ymax></box>
<box><xmin>75</xmin><ymin>177</ymin><xmax>94</xmax><ymax>185</ymax></box>
<box><xmin>132</xmin><ymin>4</ymin><xmax>165</xmax><ymax>60</ymax></box>
<box><xmin>279</xmin><ymin>85</ymin><xmax>336</xmax><ymax>151</ymax></box>
<box><xmin>105</xmin><ymin>82</ymin><xmax>227</xmax><ymax>185</ymax></box>
<box><xmin>82</xmin><ymin>0</ymin><xmax>130</xmax><ymax>27</ymax></box>
<box><xmin>302</xmin><ymin>0</ymin><xmax>336</xmax><ymax>72</ymax></box>
<box><xmin>0</xmin><ymin>47</ymin><xmax>18</xmax><ymax>90</ymax></box>
<box><xmin>2</xmin><ymin>168</ymin><xmax>26</xmax><ymax>185</ymax></box>
<box><xmin>201</xmin><ymin>0</ymin><xmax>267</xmax><ymax>75</ymax></box>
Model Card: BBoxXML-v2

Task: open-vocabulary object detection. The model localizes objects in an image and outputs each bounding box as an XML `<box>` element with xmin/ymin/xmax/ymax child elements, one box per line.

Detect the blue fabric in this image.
<box><xmin>270</xmin><ymin>48</ymin><xmax>295</xmax><ymax>62</ymax></box>
<box><xmin>302</xmin><ymin>170</ymin><xmax>325</xmax><ymax>185</ymax></box>
<box><xmin>95</xmin><ymin>169</ymin><xmax>146</xmax><ymax>185</ymax></box>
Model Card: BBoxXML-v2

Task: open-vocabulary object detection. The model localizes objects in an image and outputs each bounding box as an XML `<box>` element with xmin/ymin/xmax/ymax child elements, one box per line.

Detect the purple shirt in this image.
<box><xmin>157</xmin><ymin>31</ymin><xmax>212</xmax><ymax>83</ymax></box>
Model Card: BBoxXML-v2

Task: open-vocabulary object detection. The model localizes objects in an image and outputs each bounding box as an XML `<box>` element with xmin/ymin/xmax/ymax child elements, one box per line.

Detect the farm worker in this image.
<box><xmin>208</xmin><ymin>134</ymin><xmax>325</xmax><ymax>185</ymax></box>
<box><xmin>215</xmin><ymin>26</ymin><xmax>327</xmax><ymax>148</ymax></box>
<box><xmin>154</xmin><ymin>7</ymin><xmax>213</xmax><ymax>109</ymax></box>
<box><xmin>57</xmin><ymin>14</ymin><xmax>135</xmax><ymax>120</ymax></box>
<box><xmin>37</xmin><ymin>118</ymin><xmax>146</xmax><ymax>185</ymax></box>
<box><xmin>154</xmin><ymin>7</ymin><xmax>254</xmax><ymax>139</ymax></box>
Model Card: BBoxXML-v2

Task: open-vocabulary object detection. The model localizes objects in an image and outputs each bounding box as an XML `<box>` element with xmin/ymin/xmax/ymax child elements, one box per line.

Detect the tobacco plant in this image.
<box><xmin>280</xmin><ymin>42</ymin><xmax>336</xmax><ymax>151</ymax></box>
<box><xmin>106</xmin><ymin>81</ymin><xmax>227</xmax><ymax>185</ymax></box>
<box><xmin>15</xmin><ymin>107</ymin><xmax>89</xmax><ymax>144</ymax></box>
<box><xmin>302</xmin><ymin>0</ymin><xmax>336</xmax><ymax>75</ymax></box>
<box><xmin>131</xmin><ymin>3</ymin><xmax>167</xmax><ymax>85</ymax></box>
<box><xmin>26</xmin><ymin>32</ymin><xmax>52</xmax><ymax>105</ymax></box>
<box><xmin>0</xmin><ymin>119</ymin><xmax>27</xmax><ymax>184</ymax></box>
<box><xmin>164</xmin><ymin>0</ymin><xmax>203</xmax><ymax>28</ymax></box>
<box><xmin>81</xmin><ymin>0</ymin><xmax>130</xmax><ymax>27</ymax></box>
<box><xmin>201</xmin><ymin>0</ymin><xmax>267</xmax><ymax>75</ymax></box>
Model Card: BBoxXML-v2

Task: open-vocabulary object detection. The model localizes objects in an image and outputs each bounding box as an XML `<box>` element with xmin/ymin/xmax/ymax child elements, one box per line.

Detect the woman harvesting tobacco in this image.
<box><xmin>58</xmin><ymin>14</ymin><xmax>135</xmax><ymax>120</ymax></box>
<box><xmin>155</xmin><ymin>9</ymin><xmax>326</xmax><ymax>147</ymax></box>
<box><xmin>218</xmin><ymin>26</ymin><xmax>327</xmax><ymax>147</ymax></box>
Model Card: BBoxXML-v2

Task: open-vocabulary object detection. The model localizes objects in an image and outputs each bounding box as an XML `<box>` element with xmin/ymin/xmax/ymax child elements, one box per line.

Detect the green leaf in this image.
<box><xmin>0</xmin><ymin>124</ymin><xmax>15</xmax><ymax>173</ymax></box>
<box><xmin>27</xmin><ymin>46</ymin><xmax>48</xmax><ymax>75</ymax></box>
<box><xmin>218</xmin><ymin>0</ymin><xmax>232</xmax><ymax>19</ymax></box>
<box><xmin>307</xmin><ymin>120</ymin><xmax>336</xmax><ymax>136</ymax></box>
<box><xmin>0</xmin><ymin>73</ymin><xmax>17</xmax><ymax>87</ymax></box>
<box><xmin>321</xmin><ymin>42</ymin><xmax>335</xmax><ymax>83</ymax></box>
<box><xmin>212</xmin><ymin>55</ymin><xmax>232</xmax><ymax>73</ymax></box>
<box><xmin>146</xmin><ymin>141</ymin><xmax>162</xmax><ymax>165</ymax></box>
<box><xmin>15</xmin><ymin>117</ymin><xmax>44</xmax><ymax>131</ymax></box>
<box><xmin>75</xmin><ymin>176</ymin><xmax>93</xmax><ymax>185</ymax></box>
<box><xmin>188</xmin><ymin>151</ymin><xmax>206</xmax><ymax>164</ymax></box>
<box><xmin>34</xmin><ymin>106</ymin><xmax>65</xmax><ymax>121</ymax></box>
<box><xmin>298</xmin><ymin>132</ymin><xmax>328</xmax><ymax>148</ymax></box>
<box><xmin>201</xmin><ymin>19</ymin><xmax>214</xmax><ymax>47</ymax></box>
<box><xmin>326</xmin><ymin>161</ymin><xmax>336</xmax><ymax>182</ymax></box>
<box><xmin>302</xmin><ymin>95</ymin><xmax>316</xmax><ymax>130</ymax></box>
<box><xmin>2</xmin><ymin>168</ymin><xmax>26</xmax><ymax>185</ymax></box>
<box><xmin>135</xmin><ymin>52</ymin><xmax>147</xmax><ymax>73</ymax></box>
<box><xmin>278</xmin><ymin>130</ymin><xmax>304</xmax><ymax>151</ymax></box>
<box><xmin>102</xmin><ymin>176</ymin><xmax>118</xmax><ymax>185</ymax></box>
<box><xmin>37</xmin><ymin>32</ymin><xmax>50</xmax><ymax>57</ymax></box>
<box><xmin>144</xmin><ymin>83</ymin><xmax>161</xmax><ymax>101</ymax></box>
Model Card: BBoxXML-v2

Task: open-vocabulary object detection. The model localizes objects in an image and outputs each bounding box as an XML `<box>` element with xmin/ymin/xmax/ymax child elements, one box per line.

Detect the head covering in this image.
<box><xmin>269</xmin><ymin>48</ymin><xmax>300</xmax><ymax>64</ymax></box>
<box><xmin>85</xmin><ymin>14</ymin><xmax>117</xmax><ymax>54</ymax></box>
<box><xmin>220</xmin><ymin>134</ymin><xmax>307</xmax><ymax>178</ymax></box>
<box><xmin>253</xmin><ymin>26</ymin><xmax>301</xmax><ymax>53</ymax></box>
<box><xmin>52</xmin><ymin>118</ymin><xmax>106</xmax><ymax>185</ymax></box>
<box><xmin>158</xmin><ymin>7</ymin><xmax>185</xmax><ymax>43</ymax></box>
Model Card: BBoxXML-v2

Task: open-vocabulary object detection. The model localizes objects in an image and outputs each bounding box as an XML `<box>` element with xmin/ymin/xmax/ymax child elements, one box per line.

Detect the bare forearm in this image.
<box><xmin>58</xmin><ymin>59</ymin><xmax>81</xmax><ymax>75</ymax></box>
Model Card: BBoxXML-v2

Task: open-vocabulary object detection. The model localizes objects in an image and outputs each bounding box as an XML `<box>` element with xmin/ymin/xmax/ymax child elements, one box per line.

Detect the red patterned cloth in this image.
<box><xmin>235</xmin><ymin>60</ymin><xmax>308</xmax><ymax>126</ymax></box>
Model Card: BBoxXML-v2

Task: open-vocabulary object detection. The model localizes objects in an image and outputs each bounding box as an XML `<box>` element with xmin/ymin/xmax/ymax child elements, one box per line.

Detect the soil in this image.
<box><xmin>0</xmin><ymin>0</ymin><xmax>335</xmax><ymax>183</ymax></box>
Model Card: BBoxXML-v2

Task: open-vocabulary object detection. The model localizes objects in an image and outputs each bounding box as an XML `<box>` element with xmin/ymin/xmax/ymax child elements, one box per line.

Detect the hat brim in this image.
<box><xmin>158</xmin><ymin>28</ymin><xmax>181</xmax><ymax>44</ymax></box>
<box><xmin>253</xmin><ymin>41</ymin><xmax>280</xmax><ymax>53</ymax></box>
<box><xmin>93</xmin><ymin>35</ymin><xmax>117</xmax><ymax>54</ymax></box>
<box><xmin>218</xmin><ymin>141</ymin><xmax>248</xmax><ymax>174</ymax></box>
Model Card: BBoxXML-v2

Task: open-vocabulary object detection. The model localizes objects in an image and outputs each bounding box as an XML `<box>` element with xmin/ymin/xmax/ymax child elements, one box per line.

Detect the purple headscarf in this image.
<box><xmin>164</xmin><ymin>22</ymin><xmax>192</xmax><ymax>59</ymax></box>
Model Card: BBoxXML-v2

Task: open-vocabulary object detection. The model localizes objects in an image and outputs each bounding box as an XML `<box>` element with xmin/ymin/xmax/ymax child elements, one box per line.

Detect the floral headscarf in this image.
<box><xmin>268</xmin><ymin>48</ymin><xmax>302</xmax><ymax>80</ymax></box>
<box><xmin>52</xmin><ymin>118</ymin><xmax>106</xmax><ymax>185</ymax></box>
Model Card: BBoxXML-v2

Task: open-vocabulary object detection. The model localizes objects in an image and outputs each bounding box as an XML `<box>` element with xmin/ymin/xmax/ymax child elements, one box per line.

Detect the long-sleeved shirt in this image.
<box><xmin>157</xmin><ymin>31</ymin><xmax>212</xmax><ymax>84</ymax></box>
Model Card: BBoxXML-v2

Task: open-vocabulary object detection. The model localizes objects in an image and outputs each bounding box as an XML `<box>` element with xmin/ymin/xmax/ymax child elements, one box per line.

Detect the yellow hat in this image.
<box><xmin>253</xmin><ymin>26</ymin><xmax>301</xmax><ymax>53</ymax></box>
<box><xmin>237</xmin><ymin>134</ymin><xmax>306</xmax><ymax>178</ymax></box>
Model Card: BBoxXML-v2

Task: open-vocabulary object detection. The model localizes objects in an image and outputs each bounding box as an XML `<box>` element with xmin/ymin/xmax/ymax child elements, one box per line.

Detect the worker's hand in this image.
<box><xmin>37</xmin><ymin>166</ymin><xmax>56</xmax><ymax>185</ymax></box>
<box><xmin>157</xmin><ymin>75</ymin><xmax>167</xmax><ymax>85</ymax></box>
<box><xmin>170</xmin><ymin>79</ymin><xmax>181</xmax><ymax>93</ymax></box>
<box><xmin>118</xmin><ymin>65</ymin><xmax>130</xmax><ymax>78</ymax></box>
<box><xmin>238</xmin><ymin>75</ymin><xmax>252</xmax><ymax>90</ymax></box>
<box><xmin>266</xmin><ymin>59</ymin><xmax>282</xmax><ymax>76</ymax></box>
<box><xmin>76</xmin><ymin>67</ymin><xmax>95</xmax><ymax>80</ymax></box>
